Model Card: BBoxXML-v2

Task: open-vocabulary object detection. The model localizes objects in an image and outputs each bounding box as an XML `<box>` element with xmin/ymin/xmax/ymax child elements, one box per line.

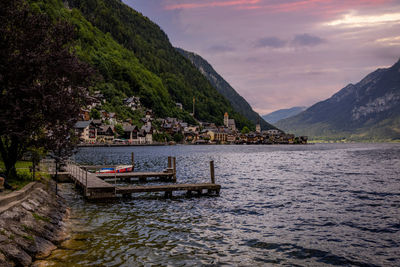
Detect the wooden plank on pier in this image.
<box><xmin>65</xmin><ymin>164</ymin><xmax>114</xmax><ymax>189</ymax></box>
<box><xmin>78</xmin><ymin>165</ymin><xmax>119</xmax><ymax>170</ymax></box>
<box><xmin>115</xmin><ymin>183</ymin><xmax>221</xmax><ymax>194</ymax></box>
<box><xmin>96</xmin><ymin>171</ymin><xmax>174</xmax><ymax>179</ymax></box>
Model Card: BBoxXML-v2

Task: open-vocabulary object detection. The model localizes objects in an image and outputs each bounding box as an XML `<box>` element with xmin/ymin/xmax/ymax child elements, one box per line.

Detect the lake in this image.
<box><xmin>45</xmin><ymin>143</ymin><xmax>400</xmax><ymax>266</ymax></box>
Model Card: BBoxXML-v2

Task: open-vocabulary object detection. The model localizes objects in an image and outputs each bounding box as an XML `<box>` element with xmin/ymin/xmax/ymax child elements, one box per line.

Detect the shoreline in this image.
<box><xmin>77</xmin><ymin>142</ymin><xmax>309</xmax><ymax>147</ymax></box>
<box><xmin>0</xmin><ymin>180</ymin><xmax>70</xmax><ymax>266</ymax></box>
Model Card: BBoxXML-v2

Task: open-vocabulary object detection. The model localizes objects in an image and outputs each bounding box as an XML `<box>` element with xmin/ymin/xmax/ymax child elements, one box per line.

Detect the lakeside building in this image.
<box><xmin>124</xmin><ymin>96</ymin><xmax>141</xmax><ymax>111</ymax></box>
<box><xmin>74</xmin><ymin>92</ymin><xmax>306</xmax><ymax>145</ymax></box>
<box><xmin>223</xmin><ymin>112</ymin><xmax>236</xmax><ymax>131</ymax></box>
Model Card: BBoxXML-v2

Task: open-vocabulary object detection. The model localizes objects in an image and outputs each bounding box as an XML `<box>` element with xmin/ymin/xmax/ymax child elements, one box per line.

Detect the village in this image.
<box><xmin>74</xmin><ymin>92</ymin><xmax>308</xmax><ymax>146</ymax></box>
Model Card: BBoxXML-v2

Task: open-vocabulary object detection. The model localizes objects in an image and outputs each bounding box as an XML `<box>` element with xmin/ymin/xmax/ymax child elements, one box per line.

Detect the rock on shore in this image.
<box><xmin>0</xmin><ymin>181</ymin><xmax>69</xmax><ymax>266</ymax></box>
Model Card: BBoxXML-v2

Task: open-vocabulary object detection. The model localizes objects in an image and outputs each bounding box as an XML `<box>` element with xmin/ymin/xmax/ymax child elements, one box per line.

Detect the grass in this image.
<box><xmin>32</xmin><ymin>212</ymin><xmax>51</xmax><ymax>223</ymax></box>
<box><xmin>0</xmin><ymin>160</ymin><xmax>51</xmax><ymax>191</ymax></box>
<box><xmin>23</xmin><ymin>235</ymin><xmax>34</xmax><ymax>241</ymax></box>
<box><xmin>0</xmin><ymin>161</ymin><xmax>32</xmax><ymax>170</ymax></box>
<box><xmin>22</xmin><ymin>224</ymin><xmax>33</xmax><ymax>232</ymax></box>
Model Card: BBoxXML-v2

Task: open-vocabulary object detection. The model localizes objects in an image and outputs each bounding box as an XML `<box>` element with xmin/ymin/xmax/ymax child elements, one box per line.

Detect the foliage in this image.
<box><xmin>173</xmin><ymin>133</ymin><xmax>184</xmax><ymax>143</ymax></box>
<box><xmin>241</xmin><ymin>126</ymin><xmax>250</xmax><ymax>134</ymax></box>
<box><xmin>177</xmin><ymin>48</ymin><xmax>277</xmax><ymax>131</ymax></box>
<box><xmin>0</xmin><ymin>0</ymin><xmax>93</xmax><ymax>180</ymax></box>
<box><xmin>114</xmin><ymin>124</ymin><xmax>124</xmax><ymax>136</ymax></box>
<box><xmin>153</xmin><ymin>132</ymin><xmax>172</xmax><ymax>143</ymax></box>
<box><xmin>0</xmin><ymin>161</ymin><xmax>49</xmax><ymax>190</ymax></box>
<box><xmin>63</xmin><ymin>0</ymin><xmax>254</xmax><ymax>128</ymax></box>
<box><xmin>32</xmin><ymin>212</ymin><xmax>51</xmax><ymax>222</ymax></box>
<box><xmin>90</xmin><ymin>109</ymin><xmax>101</xmax><ymax>119</ymax></box>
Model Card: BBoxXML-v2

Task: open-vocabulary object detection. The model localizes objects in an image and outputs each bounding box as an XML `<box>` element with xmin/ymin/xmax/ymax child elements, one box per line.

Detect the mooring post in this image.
<box><xmin>210</xmin><ymin>161</ymin><xmax>215</xmax><ymax>184</ymax></box>
<box><xmin>173</xmin><ymin>157</ymin><xmax>176</xmax><ymax>181</ymax></box>
<box><xmin>85</xmin><ymin>167</ymin><xmax>88</xmax><ymax>196</ymax></box>
<box><xmin>114</xmin><ymin>165</ymin><xmax>117</xmax><ymax>185</ymax></box>
<box><xmin>131</xmin><ymin>152</ymin><xmax>135</xmax><ymax>171</ymax></box>
<box><xmin>168</xmin><ymin>156</ymin><xmax>172</xmax><ymax>169</ymax></box>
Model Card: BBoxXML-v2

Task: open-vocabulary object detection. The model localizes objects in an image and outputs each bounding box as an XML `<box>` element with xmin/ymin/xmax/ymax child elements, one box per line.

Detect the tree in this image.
<box><xmin>173</xmin><ymin>133</ymin><xmax>184</xmax><ymax>143</ymax></box>
<box><xmin>90</xmin><ymin>109</ymin><xmax>101</xmax><ymax>120</ymax></box>
<box><xmin>0</xmin><ymin>0</ymin><xmax>94</xmax><ymax>180</ymax></box>
<box><xmin>114</xmin><ymin>124</ymin><xmax>124</xmax><ymax>137</ymax></box>
<box><xmin>241</xmin><ymin>126</ymin><xmax>250</xmax><ymax>134</ymax></box>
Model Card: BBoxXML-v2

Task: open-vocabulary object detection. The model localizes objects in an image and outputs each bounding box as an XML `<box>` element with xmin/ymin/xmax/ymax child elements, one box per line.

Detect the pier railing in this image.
<box><xmin>66</xmin><ymin>160</ymin><xmax>89</xmax><ymax>196</ymax></box>
<box><xmin>64</xmin><ymin>156</ymin><xmax>219</xmax><ymax>200</ymax></box>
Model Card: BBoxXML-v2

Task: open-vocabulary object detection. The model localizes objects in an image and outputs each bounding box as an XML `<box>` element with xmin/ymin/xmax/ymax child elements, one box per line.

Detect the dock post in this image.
<box><xmin>168</xmin><ymin>156</ymin><xmax>172</xmax><ymax>169</ymax></box>
<box><xmin>173</xmin><ymin>157</ymin><xmax>176</xmax><ymax>181</ymax></box>
<box><xmin>85</xmin><ymin>167</ymin><xmax>88</xmax><ymax>197</ymax></box>
<box><xmin>210</xmin><ymin>161</ymin><xmax>215</xmax><ymax>184</ymax></box>
<box><xmin>114</xmin><ymin>165</ymin><xmax>117</xmax><ymax>186</ymax></box>
<box><xmin>131</xmin><ymin>152</ymin><xmax>135</xmax><ymax>171</ymax></box>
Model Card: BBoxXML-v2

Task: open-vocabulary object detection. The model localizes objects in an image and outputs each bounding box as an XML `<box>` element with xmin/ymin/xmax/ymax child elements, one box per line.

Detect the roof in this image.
<box><xmin>74</xmin><ymin>121</ymin><xmax>91</xmax><ymax>129</ymax></box>
<box><xmin>99</xmin><ymin>125</ymin><xmax>113</xmax><ymax>131</ymax></box>
<box><xmin>92</xmin><ymin>119</ymin><xmax>102</xmax><ymax>125</ymax></box>
<box><xmin>123</xmin><ymin>125</ymin><xmax>138</xmax><ymax>132</ymax></box>
<box><xmin>141</xmin><ymin>125</ymin><xmax>152</xmax><ymax>133</ymax></box>
<box><xmin>138</xmin><ymin>129</ymin><xmax>146</xmax><ymax>136</ymax></box>
<box><xmin>98</xmin><ymin>125</ymin><xmax>114</xmax><ymax>135</ymax></box>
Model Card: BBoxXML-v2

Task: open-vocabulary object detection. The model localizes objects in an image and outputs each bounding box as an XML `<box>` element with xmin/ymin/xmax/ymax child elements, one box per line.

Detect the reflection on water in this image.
<box><xmin>45</xmin><ymin>143</ymin><xmax>400</xmax><ymax>266</ymax></box>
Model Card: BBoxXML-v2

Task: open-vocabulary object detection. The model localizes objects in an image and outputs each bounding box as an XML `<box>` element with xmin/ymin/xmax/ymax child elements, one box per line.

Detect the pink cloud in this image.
<box><xmin>165</xmin><ymin>0</ymin><xmax>394</xmax><ymax>16</ymax></box>
<box><xmin>164</xmin><ymin>0</ymin><xmax>260</xmax><ymax>10</ymax></box>
<box><xmin>231</xmin><ymin>0</ymin><xmax>397</xmax><ymax>21</ymax></box>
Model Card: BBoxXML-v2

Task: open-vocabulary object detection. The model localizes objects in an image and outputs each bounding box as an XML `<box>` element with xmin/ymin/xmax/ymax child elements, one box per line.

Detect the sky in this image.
<box><xmin>122</xmin><ymin>0</ymin><xmax>400</xmax><ymax>115</ymax></box>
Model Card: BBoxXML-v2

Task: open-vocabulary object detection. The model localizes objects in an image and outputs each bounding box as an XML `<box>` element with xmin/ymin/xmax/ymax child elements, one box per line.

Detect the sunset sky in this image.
<box><xmin>122</xmin><ymin>0</ymin><xmax>400</xmax><ymax>115</ymax></box>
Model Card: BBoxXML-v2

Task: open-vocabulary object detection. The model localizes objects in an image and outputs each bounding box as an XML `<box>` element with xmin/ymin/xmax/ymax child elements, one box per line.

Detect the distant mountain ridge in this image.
<box><xmin>262</xmin><ymin>106</ymin><xmax>307</xmax><ymax>124</ymax></box>
<box><xmin>176</xmin><ymin>48</ymin><xmax>276</xmax><ymax>130</ymax></box>
<box><xmin>276</xmin><ymin>59</ymin><xmax>400</xmax><ymax>141</ymax></box>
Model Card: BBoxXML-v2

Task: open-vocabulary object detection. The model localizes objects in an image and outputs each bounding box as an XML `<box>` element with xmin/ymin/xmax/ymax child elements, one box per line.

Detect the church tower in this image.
<box><xmin>256</xmin><ymin>118</ymin><xmax>261</xmax><ymax>133</ymax></box>
<box><xmin>256</xmin><ymin>123</ymin><xmax>261</xmax><ymax>133</ymax></box>
<box><xmin>224</xmin><ymin>112</ymin><xmax>229</xmax><ymax>127</ymax></box>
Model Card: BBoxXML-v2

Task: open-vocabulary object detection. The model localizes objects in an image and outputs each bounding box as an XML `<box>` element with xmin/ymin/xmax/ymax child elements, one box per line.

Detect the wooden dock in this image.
<box><xmin>65</xmin><ymin>163</ymin><xmax>115</xmax><ymax>199</ymax></box>
<box><xmin>63</xmin><ymin>158</ymin><xmax>221</xmax><ymax>200</ymax></box>
<box><xmin>85</xmin><ymin>155</ymin><xmax>177</xmax><ymax>183</ymax></box>
<box><xmin>116</xmin><ymin>183</ymin><xmax>220</xmax><ymax>198</ymax></box>
<box><xmin>97</xmin><ymin>171</ymin><xmax>175</xmax><ymax>182</ymax></box>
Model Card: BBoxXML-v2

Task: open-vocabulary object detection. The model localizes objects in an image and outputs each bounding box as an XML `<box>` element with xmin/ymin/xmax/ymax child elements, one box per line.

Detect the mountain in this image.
<box><xmin>275</xmin><ymin>59</ymin><xmax>400</xmax><ymax>141</ymax></box>
<box><xmin>30</xmin><ymin>0</ymin><xmax>254</xmax><ymax>129</ymax></box>
<box><xmin>262</xmin><ymin>106</ymin><xmax>307</xmax><ymax>124</ymax></box>
<box><xmin>176</xmin><ymin>48</ymin><xmax>276</xmax><ymax>130</ymax></box>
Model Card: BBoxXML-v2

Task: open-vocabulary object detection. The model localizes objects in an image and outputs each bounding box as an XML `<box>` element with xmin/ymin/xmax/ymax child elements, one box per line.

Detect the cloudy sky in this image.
<box><xmin>122</xmin><ymin>0</ymin><xmax>400</xmax><ymax>115</ymax></box>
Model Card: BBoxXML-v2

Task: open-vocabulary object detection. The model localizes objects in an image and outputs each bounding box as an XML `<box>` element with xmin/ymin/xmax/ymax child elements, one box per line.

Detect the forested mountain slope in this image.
<box><xmin>176</xmin><ymin>48</ymin><xmax>276</xmax><ymax>130</ymax></box>
<box><xmin>30</xmin><ymin>0</ymin><xmax>253</xmax><ymax>128</ymax></box>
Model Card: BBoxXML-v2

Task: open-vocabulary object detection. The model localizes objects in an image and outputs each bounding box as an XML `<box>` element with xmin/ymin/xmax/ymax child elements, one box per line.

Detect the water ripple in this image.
<box><xmin>42</xmin><ymin>143</ymin><xmax>400</xmax><ymax>266</ymax></box>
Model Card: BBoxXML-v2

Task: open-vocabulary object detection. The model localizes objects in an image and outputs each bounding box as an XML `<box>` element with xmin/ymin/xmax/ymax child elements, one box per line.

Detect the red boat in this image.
<box><xmin>96</xmin><ymin>165</ymin><xmax>133</xmax><ymax>174</ymax></box>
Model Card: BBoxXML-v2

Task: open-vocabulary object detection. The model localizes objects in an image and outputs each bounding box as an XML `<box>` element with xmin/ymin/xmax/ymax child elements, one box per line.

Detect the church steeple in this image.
<box><xmin>224</xmin><ymin>112</ymin><xmax>229</xmax><ymax>127</ymax></box>
<box><xmin>256</xmin><ymin>118</ymin><xmax>261</xmax><ymax>133</ymax></box>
